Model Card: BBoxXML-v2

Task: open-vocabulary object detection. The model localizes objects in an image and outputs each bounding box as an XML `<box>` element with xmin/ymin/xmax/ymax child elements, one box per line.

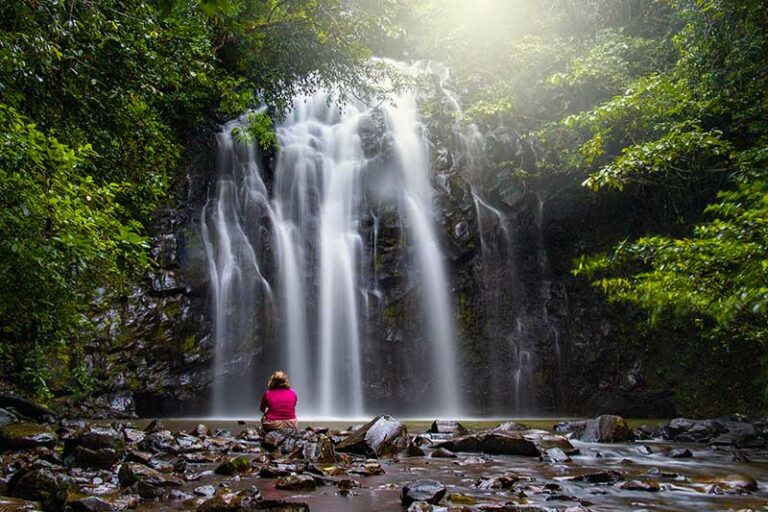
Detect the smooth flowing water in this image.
<box><xmin>202</xmin><ymin>87</ymin><xmax>461</xmax><ymax>417</ymax></box>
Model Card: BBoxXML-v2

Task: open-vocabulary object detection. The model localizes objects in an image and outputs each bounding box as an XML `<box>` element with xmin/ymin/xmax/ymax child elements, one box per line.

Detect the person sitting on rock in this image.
<box><xmin>260</xmin><ymin>370</ymin><xmax>299</xmax><ymax>432</ymax></box>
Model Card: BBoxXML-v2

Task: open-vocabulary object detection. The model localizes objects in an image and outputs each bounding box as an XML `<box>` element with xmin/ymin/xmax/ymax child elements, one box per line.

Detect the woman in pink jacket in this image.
<box><xmin>260</xmin><ymin>371</ymin><xmax>299</xmax><ymax>432</ymax></box>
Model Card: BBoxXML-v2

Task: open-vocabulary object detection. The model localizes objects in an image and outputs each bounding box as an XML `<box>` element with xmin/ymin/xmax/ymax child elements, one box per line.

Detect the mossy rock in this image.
<box><xmin>214</xmin><ymin>456</ymin><xmax>251</xmax><ymax>476</ymax></box>
<box><xmin>9</xmin><ymin>468</ymin><xmax>69</xmax><ymax>511</ymax></box>
<box><xmin>0</xmin><ymin>423</ymin><xmax>57</xmax><ymax>451</ymax></box>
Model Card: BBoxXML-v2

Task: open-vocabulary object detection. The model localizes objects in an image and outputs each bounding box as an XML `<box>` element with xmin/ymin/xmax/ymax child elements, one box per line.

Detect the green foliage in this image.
<box><xmin>0</xmin><ymin>0</ymin><xmax>408</xmax><ymax>395</ymax></box>
<box><xmin>235</xmin><ymin>111</ymin><xmax>278</xmax><ymax>151</ymax></box>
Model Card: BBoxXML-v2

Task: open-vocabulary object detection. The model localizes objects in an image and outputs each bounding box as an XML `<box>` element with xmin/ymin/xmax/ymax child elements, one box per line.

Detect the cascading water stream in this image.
<box><xmin>202</xmin><ymin>84</ymin><xmax>462</xmax><ymax>418</ymax></box>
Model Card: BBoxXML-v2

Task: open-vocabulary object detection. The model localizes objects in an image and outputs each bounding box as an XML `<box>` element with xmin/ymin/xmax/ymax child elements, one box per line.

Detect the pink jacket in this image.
<box><xmin>260</xmin><ymin>388</ymin><xmax>297</xmax><ymax>421</ymax></box>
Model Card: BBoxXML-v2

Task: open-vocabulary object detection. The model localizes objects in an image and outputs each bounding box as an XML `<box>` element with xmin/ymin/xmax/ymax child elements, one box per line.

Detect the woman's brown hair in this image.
<box><xmin>267</xmin><ymin>371</ymin><xmax>290</xmax><ymax>390</ymax></box>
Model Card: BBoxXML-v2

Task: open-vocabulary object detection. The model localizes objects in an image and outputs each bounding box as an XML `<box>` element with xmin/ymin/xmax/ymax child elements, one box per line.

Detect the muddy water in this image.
<box><xmin>129</xmin><ymin>420</ymin><xmax>768</xmax><ymax>511</ymax></box>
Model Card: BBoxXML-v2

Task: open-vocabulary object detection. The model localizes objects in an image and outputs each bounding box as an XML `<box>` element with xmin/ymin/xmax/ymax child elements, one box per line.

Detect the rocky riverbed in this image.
<box><xmin>0</xmin><ymin>401</ymin><xmax>767</xmax><ymax>511</ymax></box>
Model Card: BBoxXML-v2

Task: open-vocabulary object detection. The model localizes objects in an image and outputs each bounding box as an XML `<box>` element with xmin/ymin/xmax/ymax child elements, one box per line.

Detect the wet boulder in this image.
<box><xmin>662</xmin><ymin>418</ymin><xmax>724</xmax><ymax>442</ymax></box>
<box><xmin>117</xmin><ymin>462</ymin><xmax>183</xmax><ymax>498</ymax></box>
<box><xmin>545</xmin><ymin>447</ymin><xmax>571</xmax><ymax>463</ymax></box>
<box><xmin>401</xmin><ymin>480</ymin><xmax>446</xmax><ymax>506</ymax></box>
<box><xmin>65</xmin><ymin>426</ymin><xmax>126</xmax><ymax>469</ymax></box>
<box><xmin>617</xmin><ymin>480</ymin><xmax>661</xmax><ymax>492</ymax></box>
<box><xmin>707</xmin><ymin>474</ymin><xmax>758</xmax><ymax>495</ymax></box>
<box><xmin>0</xmin><ymin>408</ymin><xmax>19</xmax><ymax>427</ymax></box>
<box><xmin>0</xmin><ymin>496</ymin><xmax>41</xmax><ymax>511</ymax></box>
<box><xmin>336</xmin><ymin>415</ymin><xmax>409</xmax><ymax>458</ymax></box>
<box><xmin>434</xmin><ymin>432</ymin><xmax>540</xmax><ymax>456</ymax></box>
<box><xmin>474</xmin><ymin>472</ymin><xmax>524</xmax><ymax>490</ymax></box>
<box><xmin>8</xmin><ymin>468</ymin><xmax>69</xmax><ymax>511</ymax></box>
<box><xmin>0</xmin><ymin>423</ymin><xmax>57</xmax><ymax>451</ymax></box>
<box><xmin>263</xmin><ymin>429</ymin><xmax>336</xmax><ymax>463</ymax></box>
<box><xmin>574</xmin><ymin>415</ymin><xmax>635</xmax><ymax>443</ymax></box>
<box><xmin>0</xmin><ymin>395</ymin><xmax>56</xmax><ymax>422</ymax></box>
<box><xmin>276</xmin><ymin>474</ymin><xmax>317</xmax><ymax>491</ymax></box>
<box><xmin>138</xmin><ymin>429</ymin><xmax>177</xmax><ymax>453</ymax></box>
<box><xmin>429</xmin><ymin>447</ymin><xmax>457</xmax><ymax>459</ymax></box>
<box><xmin>214</xmin><ymin>456</ymin><xmax>251</xmax><ymax>476</ymax></box>
<box><xmin>492</xmin><ymin>422</ymin><xmax>529</xmax><ymax>433</ymax></box>
<box><xmin>428</xmin><ymin>420</ymin><xmax>467</xmax><ymax>436</ymax></box>
<box><xmin>68</xmin><ymin>496</ymin><xmax>120</xmax><ymax>511</ymax></box>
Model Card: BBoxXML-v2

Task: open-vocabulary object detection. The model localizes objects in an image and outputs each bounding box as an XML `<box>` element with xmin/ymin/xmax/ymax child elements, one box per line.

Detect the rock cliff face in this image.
<box><xmin>92</xmin><ymin>96</ymin><xmax>680</xmax><ymax>419</ymax></box>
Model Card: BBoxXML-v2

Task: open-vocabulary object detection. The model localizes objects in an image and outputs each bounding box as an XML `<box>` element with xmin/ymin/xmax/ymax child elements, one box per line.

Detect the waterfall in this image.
<box><xmin>202</xmin><ymin>87</ymin><xmax>462</xmax><ymax>417</ymax></box>
<box><xmin>201</xmin><ymin>119</ymin><xmax>273</xmax><ymax>417</ymax></box>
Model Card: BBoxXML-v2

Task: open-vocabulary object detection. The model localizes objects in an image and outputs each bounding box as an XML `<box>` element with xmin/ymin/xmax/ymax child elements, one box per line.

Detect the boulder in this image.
<box><xmin>707</xmin><ymin>474</ymin><xmax>758</xmax><ymax>495</ymax></box>
<box><xmin>0</xmin><ymin>423</ymin><xmax>57</xmax><ymax>451</ymax></box>
<box><xmin>401</xmin><ymin>480</ymin><xmax>446</xmax><ymax>506</ymax></box>
<box><xmin>0</xmin><ymin>408</ymin><xmax>19</xmax><ymax>427</ymax></box>
<box><xmin>0</xmin><ymin>395</ymin><xmax>56</xmax><ymax>422</ymax></box>
<box><xmin>66</xmin><ymin>426</ymin><xmax>126</xmax><ymax>469</ymax></box>
<box><xmin>8</xmin><ymin>468</ymin><xmax>69</xmax><ymax>511</ymax></box>
<box><xmin>429</xmin><ymin>447</ymin><xmax>457</xmax><ymax>459</ymax></box>
<box><xmin>214</xmin><ymin>456</ymin><xmax>251</xmax><ymax>476</ymax></box>
<box><xmin>617</xmin><ymin>480</ymin><xmax>660</xmax><ymax>492</ymax></box>
<box><xmin>474</xmin><ymin>473</ymin><xmax>523</xmax><ymax>490</ymax></box>
<box><xmin>434</xmin><ymin>432</ymin><xmax>540</xmax><ymax>456</ymax></box>
<box><xmin>68</xmin><ymin>496</ymin><xmax>118</xmax><ymax>511</ymax></box>
<box><xmin>545</xmin><ymin>447</ymin><xmax>571</xmax><ymax>463</ymax></box>
<box><xmin>117</xmin><ymin>462</ymin><xmax>183</xmax><ymax>498</ymax></box>
<box><xmin>665</xmin><ymin>448</ymin><xmax>693</xmax><ymax>459</ymax></box>
<box><xmin>336</xmin><ymin>415</ymin><xmax>409</xmax><ymax>458</ymax></box>
<box><xmin>574</xmin><ymin>415</ymin><xmax>635</xmax><ymax>443</ymax></box>
<box><xmin>275</xmin><ymin>474</ymin><xmax>317</xmax><ymax>491</ymax></box>
<box><xmin>428</xmin><ymin>420</ymin><xmax>467</xmax><ymax>435</ymax></box>
<box><xmin>663</xmin><ymin>418</ymin><xmax>724</xmax><ymax>442</ymax></box>
<box><xmin>0</xmin><ymin>496</ymin><xmax>41</xmax><ymax>511</ymax></box>
<box><xmin>492</xmin><ymin>422</ymin><xmax>529</xmax><ymax>433</ymax></box>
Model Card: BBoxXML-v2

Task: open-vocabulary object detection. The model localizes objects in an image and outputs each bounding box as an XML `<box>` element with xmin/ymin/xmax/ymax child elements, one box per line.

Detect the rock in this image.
<box><xmin>72</xmin><ymin>446</ymin><xmax>121</xmax><ymax>470</ymax></box>
<box><xmin>276</xmin><ymin>474</ymin><xmax>317</xmax><ymax>491</ymax></box>
<box><xmin>636</xmin><ymin>445</ymin><xmax>653</xmax><ymax>455</ymax></box>
<box><xmin>117</xmin><ymin>462</ymin><xmax>183</xmax><ymax>498</ymax></box>
<box><xmin>250</xmin><ymin>500</ymin><xmax>310</xmax><ymax>511</ymax></box>
<box><xmin>139</xmin><ymin>429</ymin><xmax>176</xmax><ymax>453</ymax></box>
<box><xmin>566</xmin><ymin>470</ymin><xmax>624</xmax><ymax>484</ymax></box>
<box><xmin>707</xmin><ymin>474</ymin><xmax>758</xmax><ymax>495</ymax></box>
<box><xmin>8</xmin><ymin>468</ymin><xmax>69</xmax><ymax>511</ymax></box>
<box><xmin>617</xmin><ymin>480</ymin><xmax>661</xmax><ymax>492</ymax></box>
<box><xmin>0</xmin><ymin>423</ymin><xmax>57</xmax><ymax>451</ymax></box>
<box><xmin>350</xmin><ymin>461</ymin><xmax>385</xmax><ymax>476</ymax></box>
<box><xmin>665</xmin><ymin>448</ymin><xmax>693</xmax><ymax>458</ymax></box>
<box><xmin>336</xmin><ymin>415</ymin><xmax>409</xmax><ymax>458</ymax></box>
<box><xmin>434</xmin><ymin>432</ymin><xmax>539</xmax><ymax>456</ymax></box>
<box><xmin>429</xmin><ymin>447</ymin><xmax>457</xmax><ymax>459</ymax></box>
<box><xmin>527</xmin><ymin>432</ymin><xmax>578</xmax><ymax>455</ymax></box>
<box><xmin>66</xmin><ymin>426</ymin><xmax>126</xmax><ymax>469</ymax></box>
<box><xmin>428</xmin><ymin>420</ymin><xmax>467</xmax><ymax>435</ymax></box>
<box><xmin>492</xmin><ymin>422</ymin><xmax>529</xmax><ymax>433</ymax></box>
<box><xmin>193</xmin><ymin>424</ymin><xmax>212</xmax><ymax>437</ymax></box>
<box><xmin>545</xmin><ymin>447</ymin><xmax>571</xmax><ymax>463</ymax></box>
<box><xmin>258</xmin><ymin>463</ymin><xmax>301</xmax><ymax>478</ymax></box>
<box><xmin>0</xmin><ymin>496</ymin><xmax>41</xmax><ymax>511</ymax></box>
<box><xmin>401</xmin><ymin>480</ymin><xmax>446</xmax><ymax>506</ymax></box>
<box><xmin>197</xmin><ymin>493</ymin><xmax>241</xmax><ymax>512</ymax></box>
<box><xmin>553</xmin><ymin>421</ymin><xmax>585</xmax><ymax>434</ymax></box>
<box><xmin>663</xmin><ymin>418</ymin><xmax>724</xmax><ymax>442</ymax></box>
<box><xmin>407</xmin><ymin>502</ymin><xmax>447</xmax><ymax>512</ymax></box>
<box><xmin>123</xmin><ymin>428</ymin><xmax>145</xmax><ymax>445</ymax></box>
<box><xmin>0</xmin><ymin>395</ymin><xmax>56</xmax><ymax>422</ymax></box>
<box><xmin>574</xmin><ymin>415</ymin><xmax>635</xmax><ymax>443</ymax></box>
<box><xmin>68</xmin><ymin>496</ymin><xmax>118</xmax><ymax>511</ymax></box>
<box><xmin>0</xmin><ymin>408</ymin><xmax>19</xmax><ymax>427</ymax></box>
<box><xmin>195</xmin><ymin>485</ymin><xmax>217</xmax><ymax>496</ymax></box>
<box><xmin>474</xmin><ymin>473</ymin><xmax>523</xmax><ymax>490</ymax></box>
<box><xmin>214</xmin><ymin>456</ymin><xmax>251</xmax><ymax>476</ymax></box>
